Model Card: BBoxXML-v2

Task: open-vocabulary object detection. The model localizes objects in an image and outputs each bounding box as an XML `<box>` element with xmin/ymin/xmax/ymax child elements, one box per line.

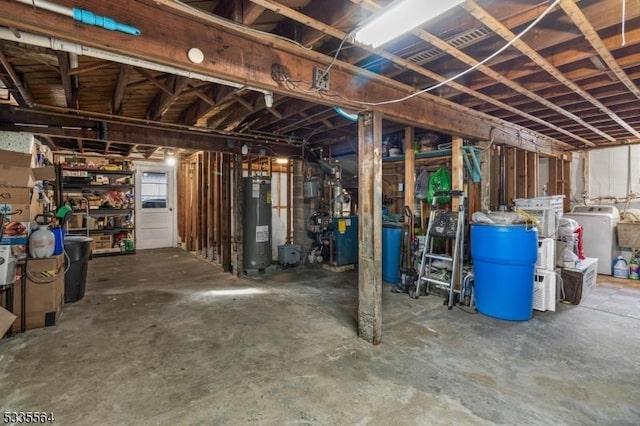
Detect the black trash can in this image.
<box><xmin>63</xmin><ymin>236</ymin><xmax>93</xmax><ymax>303</ymax></box>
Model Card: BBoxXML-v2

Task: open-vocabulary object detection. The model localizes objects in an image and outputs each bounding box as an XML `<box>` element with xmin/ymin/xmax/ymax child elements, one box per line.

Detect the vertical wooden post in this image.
<box><xmin>221</xmin><ymin>154</ymin><xmax>232</xmax><ymax>272</ymax></box>
<box><xmin>214</xmin><ymin>153</ymin><xmax>221</xmax><ymax>262</ymax></box>
<box><xmin>206</xmin><ymin>152</ymin><xmax>214</xmax><ymax>260</ymax></box>
<box><xmin>505</xmin><ymin>147</ymin><xmax>516</xmax><ymax>206</ymax></box>
<box><xmin>358</xmin><ymin>111</ymin><xmax>383</xmax><ymax>345</ymax></box>
<box><xmin>516</xmin><ymin>149</ymin><xmax>528</xmax><ymax>199</ymax></box>
<box><xmin>404</xmin><ymin>127</ymin><xmax>415</xmax><ymax>217</ymax></box>
<box><xmin>451</xmin><ymin>136</ymin><xmax>464</xmax><ymax>212</ymax></box>
<box><xmin>526</xmin><ymin>151</ymin><xmax>539</xmax><ymax>198</ymax></box>
<box><xmin>480</xmin><ymin>141</ymin><xmax>492</xmax><ymax>212</ymax></box>
<box><xmin>548</xmin><ymin>157</ymin><xmax>559</xmax><ymax>195</ymax></box>
<box><xmin>489</xmin><ymin>146</ymin><xmax>500</xmax><ymax>209</ymax></box>
<box><xmin>233</xmin><ymin>154</ymin><xmax>244</xmax><ymax>277</ymax></box>
<box><xmin>562</xmin><ymin>157</ymin><xmax>571</xmax><ymax>213</ymax></box>
<box><xmin>286</xmin><ymin>160</ymin><xmax>292</xmax><ymax>243</ymax></box>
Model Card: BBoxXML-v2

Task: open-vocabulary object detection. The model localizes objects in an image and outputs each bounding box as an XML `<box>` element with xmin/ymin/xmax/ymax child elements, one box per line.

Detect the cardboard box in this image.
<box><xmin>0</xmin><ymin>149</ymin><xmax>33</xmax><ymax>187</ymax></box>
<box><xmin>31</xmin><ymin>166</ymin><xmax>56</xmax><ymax>182</ymax></box>
<box><xmin>0</xmin><ymin>187</ymin><xmax>38</xmax><ymax>247</ymax></box>
<box><xmin>0</xmin><ymin>306</ymin><xmax>17</xmax><ymax>337</ymax></box>
<box><xmin>11</xmin><ymin>254</ymin><xmax>64</xmax><ymax>332</ymax></box>
<box><xmin>0</xmin><ymin>186</ymin><xmax>40</xmax><ymax>223</ymax></box>
<box><xmin>561</xmin><ymin>257</ymin><xmax>598</xmax><ymax>304</ymax></box>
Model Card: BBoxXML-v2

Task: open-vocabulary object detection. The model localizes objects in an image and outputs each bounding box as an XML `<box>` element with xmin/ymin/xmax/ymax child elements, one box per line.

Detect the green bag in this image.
<box><xmin>427</xmin><ymin>167</ymin><xmax>452</xmax><ymax>203</ymax></box>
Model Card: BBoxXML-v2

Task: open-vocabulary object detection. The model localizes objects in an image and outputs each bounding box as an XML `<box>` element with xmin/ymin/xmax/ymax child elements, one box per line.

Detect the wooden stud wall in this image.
<box><xmin>176</xmin><ymin>152</ymin><xmax>233</xmax><ymax>268</ymax></box>
<box><xmin>176</xmin><ymin>152</ymin><xmax>294</xmax><ymax>273</ymax></box>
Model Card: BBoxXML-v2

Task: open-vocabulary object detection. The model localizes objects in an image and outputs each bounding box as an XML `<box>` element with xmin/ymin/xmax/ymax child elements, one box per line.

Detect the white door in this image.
<box><xmin>134</xmin><ymin>162</ymin><xmax>176</xmax><ymax>249</ymax></box>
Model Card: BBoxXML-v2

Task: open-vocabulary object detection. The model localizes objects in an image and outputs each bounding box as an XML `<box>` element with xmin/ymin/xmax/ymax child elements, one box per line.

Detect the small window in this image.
<box><xmin>140</xmin><ymin>172</ymin><xmax>168</xmax><ymax>209</ymax></box>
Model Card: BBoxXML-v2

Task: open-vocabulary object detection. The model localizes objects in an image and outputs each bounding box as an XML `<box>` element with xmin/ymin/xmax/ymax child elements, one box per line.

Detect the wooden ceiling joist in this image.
<box><xmin>146</xmin><ymin>75</ymin><xmax>190</xmax><ymax>121</ymax></box>
<box><xmin>348</xmin><ymin>0</ymin><xmax>601</xmax><ymax>146</ymax></box>
<box><xmin>250</xmin><ymin>0</ymin><xmax>580</xmax><ymax>148</ymax></box>
<box><xmin>55</xmin><ymin>51</ymin><xmax>77</xmax><ymax>109</ymax></box>
<box><xmin>559</xmin><ymin>0</ymin><xmax>640</xmax><ymax>102</ymax></box>
<box><xmin>0</xmin><ymin>50</ymin><xmax>33</xmax><ymax>107</ymax></box>
<box><xmin>0</xmin><ymin>108</ymin><xmax>302</xmax><ymax>156</ymax></box>
<box><xmin>112</xmin><ymin>64</ymin><xmax>132</xmax><ymax>115</ymax></box>
<box><xmin>464</xmin><ymin>0</ymin><xmax>640</xmax><ymax>141</ymax></box>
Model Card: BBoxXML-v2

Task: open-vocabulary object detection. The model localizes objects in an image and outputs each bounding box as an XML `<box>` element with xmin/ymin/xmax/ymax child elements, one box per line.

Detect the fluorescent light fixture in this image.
<box><xmin>275</xmin><ymin>158</ymin><xmax>289</xmax><ymax>165</ymax></box>
<box><xmin>353</xmin><ymin>0</ymin><xmax>466</xmax><ymax>48</ymax></box>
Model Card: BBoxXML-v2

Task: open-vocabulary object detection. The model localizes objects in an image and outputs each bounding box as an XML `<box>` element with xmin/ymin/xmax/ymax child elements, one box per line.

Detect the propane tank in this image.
<box><xmin>29</xmin><ymin>225</ymin><xmax>55</xmax><ymax>258</ymax></box>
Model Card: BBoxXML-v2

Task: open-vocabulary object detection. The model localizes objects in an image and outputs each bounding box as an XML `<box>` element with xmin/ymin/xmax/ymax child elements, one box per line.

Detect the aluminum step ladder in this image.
<box><xmin>412</xmin><ymin>190</ymin><xmax>466</xmax><ymax>309</ymax></box>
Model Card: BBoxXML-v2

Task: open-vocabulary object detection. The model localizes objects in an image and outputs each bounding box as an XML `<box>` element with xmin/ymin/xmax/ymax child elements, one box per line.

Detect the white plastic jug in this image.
<box><xmin>29</xmin><ymin>225</ymin><xmax>55</xmax><ymax>258</ymax></box>
<box><xmin>612</xmin><ymin>256</ymin><xmax>629</xmax><ymax>278</ymax></box>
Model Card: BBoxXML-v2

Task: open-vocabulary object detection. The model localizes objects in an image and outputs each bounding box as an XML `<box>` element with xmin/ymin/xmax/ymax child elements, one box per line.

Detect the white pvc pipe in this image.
<box><xmin>0</xmin><ymin>27</ymin><xmax>272</xmax><ymax>97</ymax></box>
<box><xmin>15</xmin><ymin>0</ymin><xmax>72</xmax><ymax>18</ymax></box>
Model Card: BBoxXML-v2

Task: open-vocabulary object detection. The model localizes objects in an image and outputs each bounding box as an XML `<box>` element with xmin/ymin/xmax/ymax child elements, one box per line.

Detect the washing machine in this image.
<box><xmin>564</xmin><ymin>205</ymin><xmax>620</xmax><ymax>275</ymax></box>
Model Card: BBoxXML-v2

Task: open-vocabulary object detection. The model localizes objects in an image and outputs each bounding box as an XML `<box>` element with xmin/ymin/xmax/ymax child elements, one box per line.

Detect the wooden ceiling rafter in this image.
<box><xmin>250</xmin><ymin>0</ymin><xmax>581</xmax><ymax>148</ymax></box>
<box><xmin>451</xmin><ymin>1</ymin><xmax>640</xmax><ymax>93</ymax></box>
<box><xmin>7</xmin><ymin>0</ymin><xmax>637</xmax><ymax>154</ymax></box>
<box><xmin>0</xmin><ymin>108</ymin><xmax>303</xmax><ymax>156</ymax></box>
<box><xmin>559</xmin><ymin>0</ymin><xmax>640</xmax><ymax>102</ymax></box>
<box><xmin>464</xmin><ymin>53</ymin><xmax>640</xmax><ymax>111</ymax></box>
<box><xmin>112</xmin><ymin>64</ymin><xmax>132</xmax><ymax>115</ymax></box>
<box><xmin>55</xmin><ymin>51</ymin><xmax>77</xmax><ymax>109</ymax></box>
<box><xmin>350</xmin><ymin>0</ymin><xmax>601</xmax><ymax>146</ymax></box>
<box><xmin>0</xmin><ymin>50</ymin><xmax>33</xmax><ymax>107</ymax></box>
<box><xmin>464</xmin><ymin>0</ymin><xmax>640</xmax><ymax>142</ymax></box>
<box><xmin>146</xmin><ymin>75</ymin><xmax>190</xmax><ymax>121</ymax></box>
<box><xmin>68</xmin><ymin>60</ymin><xmax>115</xmax><ymax>76</ymax></box>
<box><xmin>134</xmin><ymin>67</ymin><xmax>173</xmax><ymax>96</ymax></box>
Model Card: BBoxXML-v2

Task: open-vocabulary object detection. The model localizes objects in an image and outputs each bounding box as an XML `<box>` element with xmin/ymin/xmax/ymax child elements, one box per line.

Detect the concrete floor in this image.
<box><xmin>1</xmin><ymin>248</ymin><xmax>639</xmax><ymax>425</ymax></box>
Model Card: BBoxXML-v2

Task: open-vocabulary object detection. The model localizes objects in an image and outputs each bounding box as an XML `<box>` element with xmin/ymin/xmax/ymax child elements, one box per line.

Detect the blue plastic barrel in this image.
<box><xmin>382</xmin><ymin>223</ymin><xmax>403</xmax><ymax>284</ymax></box>
<box><xmin>471</xmin><ymin>224</ymin><xmax>538</xmax><ymax>321</ymax></box>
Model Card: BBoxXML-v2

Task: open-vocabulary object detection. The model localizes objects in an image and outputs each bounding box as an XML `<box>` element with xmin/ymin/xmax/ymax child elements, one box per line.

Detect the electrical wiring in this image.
<box><xmin>352</xmin><ymin>0</ymin><xmax>562</xmax><ymax>106</ymax></box>
<box><xmin>315</xmin><ymin>34</ymin><xmax>350</xmax><ymax>90</ymax></box>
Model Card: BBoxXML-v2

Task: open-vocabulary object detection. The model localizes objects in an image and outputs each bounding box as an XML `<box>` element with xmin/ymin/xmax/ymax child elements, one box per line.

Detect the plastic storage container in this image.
<box><xmin>382</xmin><ymin>223</ymin><xmax>403</xmax><ymax>284</ymax></box>
<box><xmin>63</xmin><ymin>236</ymin><xmax>93</xmax><ymax>303</ymax></box>
<box><xmin>612</xmin><ymin>256</ymin><xmax>629</xmax><ymax>278</ymax></box>
<box><xmin>29</xmin><ymin>225</ymin><xmax>55</xmax><ymax>259</ymax></box>
<box><xmin>471</xmin><ymin>224</ymin><xmax>538</xmax><ymax>321</ymax></box>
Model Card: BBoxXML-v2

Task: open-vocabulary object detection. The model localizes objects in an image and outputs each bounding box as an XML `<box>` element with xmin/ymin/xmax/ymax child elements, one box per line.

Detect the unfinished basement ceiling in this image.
<box><xmin>0</xmin><ymin>0</ymin><xmax>638</xmax><ymax>157</ymax></box>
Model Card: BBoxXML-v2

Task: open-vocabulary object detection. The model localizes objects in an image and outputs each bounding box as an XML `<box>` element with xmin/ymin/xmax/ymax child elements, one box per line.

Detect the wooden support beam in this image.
<box><xmin>214</xmin><ymin>153</ymin><xmax>222</xmax><ymax>261</ymax></box>
<box><xmin>0</xmin><ymin>51</ymin><xmax>33</xmax><ymax>107</ymax></box>
<box><xmin>286</xmin><ymin>160</ymin><xmax>292</xmax><ymax>243</ymax></box>
<box><xmin>562</xmin><ymin>159</ymin><xmax>571</xmax><ymax>213</ymax></box>
<box><xmin>134</xmin><ymin>68</ymin><xmax>172</xmax><ymax>95</ymax></box>
<box><xmin>324</xmin><ymin>0</ymin><xmax>585</xmax><ymax>149</ymax></box>
<box><xmin>68</xmin><ymin>60</ymin><xmax>114</xmax><ymax>76</ymax></box>
<box><xmin>489</xmin><ymin>146</ymin><xmax>500</xmax><ymax>209</ymax></box>
<box><xmin>505</xmin><ymin>147</ymin><xmax>517</xmax><ymax>206</ymax></box>
<box><xmin>242</xmin><ymin>0</ymin><xmax>265</xmax><ymax>25</ymax></box>
<box><xmin>112</xmin><ymin>64</ymin><xmax>132</xmax><ymax>115</ymax></box>
<box><xmin>479</xmin><ymin>142</ymin><xmax>492</xmax><ymax>212</ymax></box>
<box><xmin>404</xmin><ymin>127</ymin><xmax>415</xmax><ymax>216</ymax></box>
<box><xmin>451</xmin><ymin>136</ymin><xmax>464</xmax><ymax>212</ymax></box>
<box><xmin>560</xmin><ymin>0</ymin><xmax>640</xmax><ymax>102</ymax></box>
<box><xmin>358</xmin><ymin>111</ymin><xmax>383</xmax><ymax>345</ymax></box>
<box><xmin>198</xmin><ymin>152</ymin><xmax>206</xmax><ymax>253</ymax></box>
<box><xmin>548</xmin><ymin>158</ymin><xmax>559</xmax><ymax>196</ymax></box>
<box><xmin>516</xmin><ymin>150</ymin><xmax>528</xmax><ymax>199</ymax></box>
<box><xmin>526</xmin><ymin>151</ymin><xmax>539</xmax><ymax>198</ymax></box>
<box><xmin>0</xmin><ymin>0</ymin><xmax>566</xmax><ymax>154</ymax></box>
<box><xmin>56</xmin><ymin>51</ymin><xmax>77</xmax><ymax>109</ymax></box>
<box><xmin>465</xmin><ymin>0</ymin><xmax>639</xmax><ymax>142</ymax></box>
<box><xmin>147</xmin><ymin>75</ymin><xmax>190</xmax><ymax>121</ymax></box>
<box><xmin>0</xmin><ymin>108</ymin><xmax>303</xmax><ymax>157</ymax></box>
<box><xmin>232</xmin><ymin>154</ymin><xmax>243</xmax><ymax>276</ymax></box>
